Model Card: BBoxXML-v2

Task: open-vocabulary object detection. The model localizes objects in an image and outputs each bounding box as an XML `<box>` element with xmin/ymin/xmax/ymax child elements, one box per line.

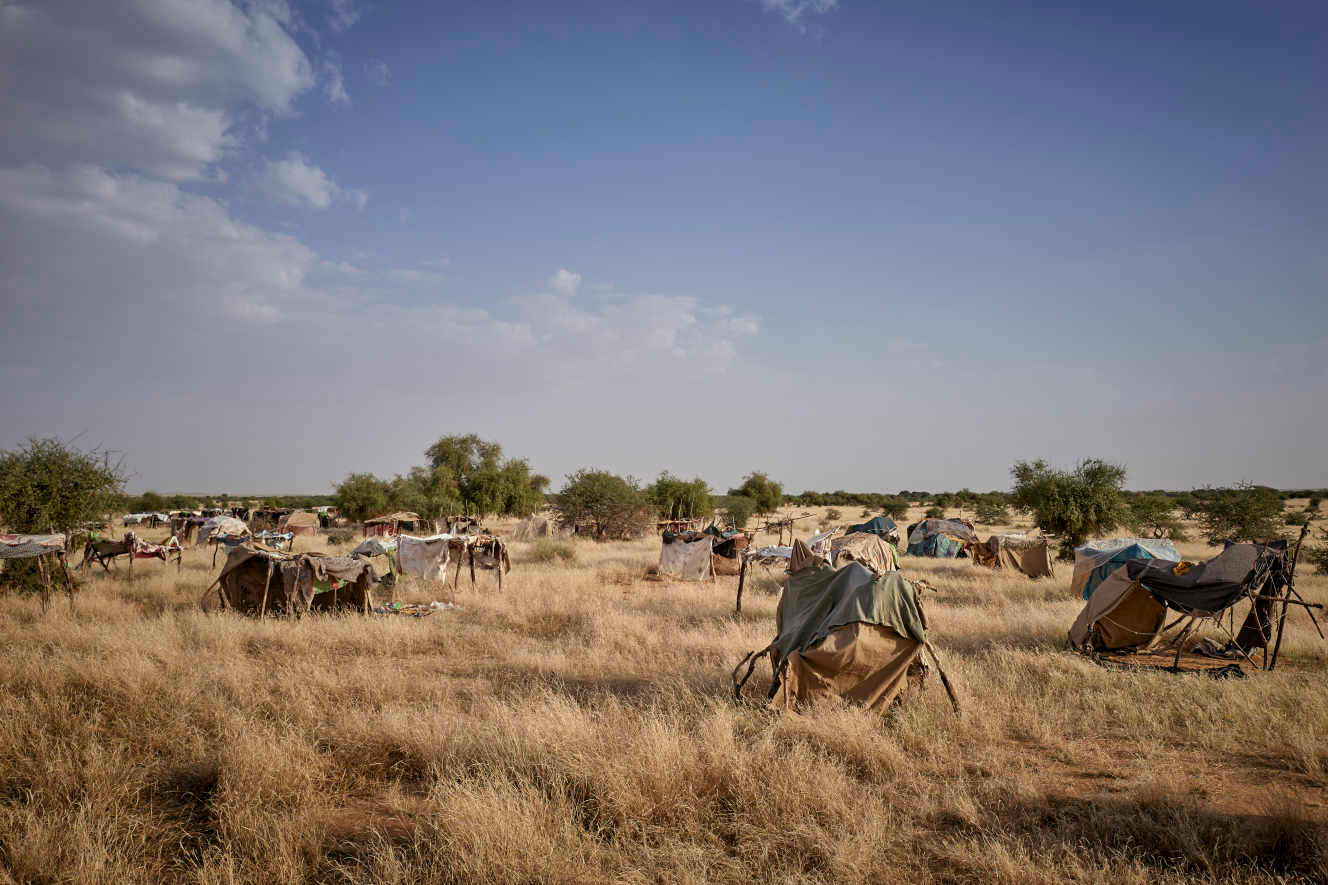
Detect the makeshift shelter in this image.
<box><xmin>212</xmin><ymin>545</ymin><xmax>381</xmax><ymax>616</ymax></box>
<box><xmin>448</xmin><ymin>535</ymin><xmax>511</xmax><ymax>590</ymax></box>
<box><xmin>711</xmin><ymin>533</ymin><xmax>749</xmax><ymax>576</ymax></box>
<box><xmin>830</xmin><ymin>532</ymin><xmax>899</xmax><ymax>574</ymax></box>
<box><xmin>351</xmin><ymin>535</ymin><xmax>399</xmax><ymax>572</ymax></box>
<box><xmin>397</xmin><ymin>534</ymin><xmax>452</xmax><ymax>581</ymax></box>
<box><xmin>197</xmin><ymin>516</ymin><xmax>250</xmax><ymax>548</ymax></box>
<box><xmin>1072</xmin><ymin>538</ymin><xmax>1179</xmax><ymax>600</ymax></box>
<box><xmin>278</xmin><ymin>511</ymin><xmax>319</xmax><ymax>537</ymax></box>
<box><xmin>1</xmin><ymin>533</ymin><xmax>74</xmax><ymax>611</ymax></box>
<box><xmin>253</xmin><ymin>531</ymin><xmax>294</xmax><ymax>551</ymax></box>
<box><xmin>844</xmin><ymin>516</ymin><xmax>900</xmax><ymax>544</ymax></box>
<box><xmin>974</xmin><ymin>533</ymin><xmax>1055</xmax><ymax>579</ymax></box>
<box><xmin>905</xmin><ymin>519</ymin><xmax>978</xmax><ymax>558</ymax></box>
<box><xmin>733</xmin><ymin>561</ymin><xmax>958</xmax><ymax>713</ymax></box>
<box><xmin>510</xmin><ymin>514</ymin><xmax>569</xmax><ymax>541</ymax></box>
<box><xmin>1067</xmin><ymin>542</ymin><xmax>1309</xmax><ymax>669</ymax></box>
<box><xmin>364</xmin><ymin>511</ymin><xmax>421</xmax><ymax>537</ymax></box>
<box><xmin>658</xmin><ymin>531</ymin><xmax>715</xmax><ymax>581</ymax></box>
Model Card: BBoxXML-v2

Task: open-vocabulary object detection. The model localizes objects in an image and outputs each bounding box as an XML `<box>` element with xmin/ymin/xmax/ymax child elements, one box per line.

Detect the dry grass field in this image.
<box><xmin>2</xmin><ymin>505</ymin><xmax>1325</xmax><ymax>883</ymax></box>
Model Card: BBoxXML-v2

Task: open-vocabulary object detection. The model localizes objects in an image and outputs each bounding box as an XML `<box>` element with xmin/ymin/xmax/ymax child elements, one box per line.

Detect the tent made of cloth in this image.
<box><xmin>215</xmin><ymin>546</ymin><xmax>380</xmax><ymax>615</ymax></box>
<box><xmin>1072</xmin><ymin>538</ymin><xmax>1179</xmax><ymax>600</ymax></box>
<box><xmin>1125</xmin><ymin>543</ymin><xmax>1271</xmax><ymax>615</ymax></box>
<box><xmin>659</xmin><ymin>531</ymin><xmax>714</xmax><ymax>581</ymax></box>
<box><xmin>844</xmin><ymin>516</ymin><xmax>899</xmax><ymax>543</ymax></box>
<box><xmin>1068</xmin><ymin>543</ymin><xmax>1281</xmax><ymax>651</ymax></box>
<box><xmin>509</xmin><ymin>514</ymin><xmax>570</xmax><ymax>541</ymax></box>
<box><xmin>734</xmin><ymin>562</ymin><xmax>957</xmax><ymax>713</ymax></box>
<box><xmin>712</xmin><ymin>533</ymin><xmax>749</xmax><ymax>576</ymax></box>
<box><xmin>973</xmin><ymin>533</ymin><xmax>1055</xmax><ymax>579</ymax></box>
<box><xmin>397</xmin><ymin>534</ymin><xmax>452</xmax><ymax>581</ymax></box>
<box><xmin>197</xmin><ymin>516</ymin><xmax>250</xmax><ymax>547</ymax></box>
<box><xmin>364</xmin><ymin>512</ymin><xmax>421</xmax><ymax>537</ymax></box>
<box><xmin>278</xmin><ymin>511</ymin><xmax>319</xmax><ymax>536</ymax></box>
<box><xmin>830</xmin><ymin>532</ymin><xmax>899</xmax><ymax>574</ymax></box>
<box><xmin>905</xmin><ymin>519</ymin><xmax>977</xmax><ymax>558</ymax></box>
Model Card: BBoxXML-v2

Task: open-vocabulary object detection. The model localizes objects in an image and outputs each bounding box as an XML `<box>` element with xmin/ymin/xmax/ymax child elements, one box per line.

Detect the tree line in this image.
<box><xmin>1</xmin><ymin>437</ymin><xmax>1323</xmax><ymax>570</ymax></box>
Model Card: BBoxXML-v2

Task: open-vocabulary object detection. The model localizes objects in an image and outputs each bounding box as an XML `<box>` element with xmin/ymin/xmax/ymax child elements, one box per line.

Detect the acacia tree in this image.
<box><xmin>1128</xmin><ymin>494</ymin><xmax>1186</xmax><ymax>540</ymax></box>
<box><xmin>424</xmin><ymin>434</ymin><xmax>547</xmax><ymax>518</ymax></box>
<box><xmin>729</xmin><ymin>472</ymin><xmax>783</xmax><ymax>516</ymax></box>
<box><xmin>554</xmin><ymin>470</ymin><xmax>651</xmax><ymax>539</ymax></box>
<box><xmin>1192</xmin><ymin>484</ymin><xmax>1284</xmax><ymax>543</ymax></box>
<box><xmin>1010</xmin><ymin>458</ymin><xmax>1129</xmax><ymax>558</ymax></box>
<box><xmin>647</xmin><ymin>473</ymin><xmax>713</xmax><ymax>521</ymax></box>
<box><xmin>0</xmin><ymin>437</ymin><xmax>126</xmax><ymax>534</ymax></box>
<box><xmin>334</xmin><ymin>473</ymin><xmax>390</xmax><ymax>522</ymax></box>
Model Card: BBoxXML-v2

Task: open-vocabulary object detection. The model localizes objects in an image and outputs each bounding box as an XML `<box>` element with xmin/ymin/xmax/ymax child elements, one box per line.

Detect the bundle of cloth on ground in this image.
<box><xmin>905</xmin><ymin>519</ymin><xmax>977</xmax><ymax>557</ymax></box>
<box><xmin>1072</xmin><ymin>538</ymin><xmax>1179</xmax><ymax>600</ymax></box>
<box><xmin>215</xmin><ymin>545</ymin><xmax>381</xmax><ymax>615</ymax></box>
<box><xmin>734</xmin><ymin>560</ymin><xmax>958</xmax><ymax>712</ymax></box>
<box><xmin>973</xmin><ymin>533</ymin><xmax>1054</xmax><ymax>578</ymax></box>
<box><xmin>351</xmin><ymin>535</ymin><xmax>399</xmax><ymax>571</ymax></box>
<box><xmin>1068</xmin><ymin>542</ymin><xmax>1285</xmax><ymax>652</ymax></box>
<box><xmin>659</xmin><ymin>531</ymin><xmax>714</xmax><ymax>580</ymax></box>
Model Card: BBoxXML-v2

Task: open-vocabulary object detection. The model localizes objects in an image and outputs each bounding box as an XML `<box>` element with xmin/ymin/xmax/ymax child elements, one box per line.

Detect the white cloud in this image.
<box><xmin>365</xmin><ymin>60</ymin><xmax>391</xmax><ymax>86</ymax></box>
<box><xmin>549</xmin><ymin>268</ymin><xmax>582</xmax><ymax>294</ymax></box>
<box><xmin>257</xmin><ymin>153</ymin><xmax>337</xmax><ymax>209</ymax></box>
<box><xmin>759</xmin><ymin>0</ymin><xmax>838</xmax><ymax>30</ymax></box>
<box><xmin>323</xmin><ymin>59</ymin><xmax>350</xmax><ymax>105</ymax></box>
<box><xmin>255</xmin><ymin>153</ymin><xmax>365</xmax><ymax>210</ymax></box>
<box><xmin>0</xmin><ymin>164</ymin><xmax>318</xmax><ymax>325</ymax></box>
<box><xmin>0</xmin><ymin>0</ymin><xmax>316</xmax><ymax>181</ymax></box>
<box><xmin>327</xmin><ymin>0</ymin><xmax>361</xmax><ymax>32</ymax></box>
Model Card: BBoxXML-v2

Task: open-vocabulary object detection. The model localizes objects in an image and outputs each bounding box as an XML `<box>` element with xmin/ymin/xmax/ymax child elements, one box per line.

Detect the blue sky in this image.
<box><xmin>1</xmin><ymin>0</ymin><xmax>1324</xmax><ymax>494</ymax></box>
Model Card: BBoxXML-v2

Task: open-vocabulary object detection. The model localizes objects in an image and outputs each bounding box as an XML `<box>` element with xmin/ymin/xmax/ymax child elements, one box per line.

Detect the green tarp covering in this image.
<box><xmin>844</xmin><ymin>516</ymin><xmax>897</xmax><ymax>538</ymax></box>
<box><xmin>772</xmin><ymin>562</ymin><xmax>927</xmax><ymax>661</ymax></box>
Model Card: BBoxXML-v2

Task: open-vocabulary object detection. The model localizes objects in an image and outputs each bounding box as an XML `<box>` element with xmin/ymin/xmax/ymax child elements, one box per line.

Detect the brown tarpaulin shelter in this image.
<box><xmin>973</xmin><ymin>533</ymin><xmax>1055</xmax><ymax>579</ymax></box>
<box><xmin>278</xmin><ymin>510</ymin><xmax>319</xmax><ymax>536</ymax></box>
<box><xmin>214</xmin><ymin>545</ymin><xmax>380</xmax><ymax>615</ymax></box>
<box><xmin>734</xmin><ymin>561</ymin><xmax>959</xmax><ymax>714</ymax></box>
<box><xmin>830</xmin><ymin>532</ymin><xmax>899</xmax><ymax>574</ymax></box>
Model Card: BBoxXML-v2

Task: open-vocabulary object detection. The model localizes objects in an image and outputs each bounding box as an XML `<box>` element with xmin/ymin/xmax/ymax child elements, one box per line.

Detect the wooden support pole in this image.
<box><xmin>58</xmin><ymin>553</ymin><xmax>76</xmax><ymax>613</ymax></box>
<box><xmin>468</xmin><ymin>545</ymin><xmax>476</xmax><ymax>589</ymax></box>
<box><xmin>259</xmin><ymin>559</ymin><xmax>273</xmax><ymax>618</ymax></box>
<box><xmin>1269</xmin><ymin>523</ymin><xmax>1311</xmax><ymax>672</ymax></box>
<box><xmin>36</xmin><ymin>553</ymin><xmax>52</xmax><ymax>614</ymax></box>
<box><xmin>735</xmin><ymin>556</ymin><xmax>748</xmax><ymax>614</ymax></box>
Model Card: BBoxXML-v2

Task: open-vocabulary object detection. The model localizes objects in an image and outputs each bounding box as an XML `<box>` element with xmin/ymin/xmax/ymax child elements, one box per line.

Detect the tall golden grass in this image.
<box><xmin>0</xmin><ymin>505</ymin><xmax>1324</xmax><ymax>883</ymax></box>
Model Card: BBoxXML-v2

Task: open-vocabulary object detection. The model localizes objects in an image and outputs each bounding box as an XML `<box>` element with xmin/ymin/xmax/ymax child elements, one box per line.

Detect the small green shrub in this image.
<box><xmin>532</xmin><ymin>539</ymin><xmax>577</xmax><ymax>565</ymax></box>
<box><xmin>925</xmin><ymin>506</ymin><xmax>945</xmax><ymax>519</ymax></box>
<box><xmin>975</xmin><ymin>503</ymin><xmax>1010</xmax><ymax>525</ymax></box>
<box><xmin>826</xmin><ymin>508</ymin><xmax>842</xmax><ymax>522</ymax></box>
